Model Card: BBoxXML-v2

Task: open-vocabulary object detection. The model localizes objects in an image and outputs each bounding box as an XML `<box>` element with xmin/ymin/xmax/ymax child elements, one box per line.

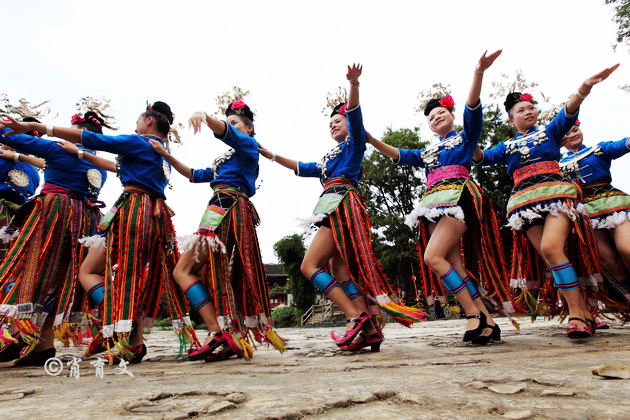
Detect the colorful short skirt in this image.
<box><xmin>581</xmin><ymin>180</ymin><xmax>630</xmax><ymax>230</ymax></box>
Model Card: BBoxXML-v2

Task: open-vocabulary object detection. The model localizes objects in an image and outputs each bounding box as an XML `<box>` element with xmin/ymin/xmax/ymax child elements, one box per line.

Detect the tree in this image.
<box><xmin>358</xmin><ymin>127</ymin><xmax>428</xmax><ymax>293</ymax></box>
<box><xmin>273</xmin><ymin>234</ymin><xmax>316</xmax><ymax>312</ymax></box>
<box><xmin>605</xmin><ymin>0</ymin><xmax>630</xmax><ymax>50</ymax></box>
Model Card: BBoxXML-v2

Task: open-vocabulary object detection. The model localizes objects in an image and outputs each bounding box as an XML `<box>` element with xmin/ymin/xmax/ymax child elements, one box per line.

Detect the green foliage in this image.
<box><xmin>273</xmin><ymin>234</ymin><xmax>316</xmax><ymax>312</ymax></box>
<box><xmin>606</xmin><ymin>0</ymin><xmax>630</xmax><ymax>50</ymax></box>
<box><xmin>271</xmin><ymin>306</ymin><xmax>302</xmax><ymax>328</ymax></box>
<box><xmin>358</xmin><ymin>127</ymin><xmax>428</xmax><ymax>292</ymax></box>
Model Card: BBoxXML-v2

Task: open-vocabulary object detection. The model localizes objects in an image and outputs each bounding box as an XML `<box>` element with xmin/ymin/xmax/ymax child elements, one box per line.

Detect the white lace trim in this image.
<box><xmin>507</xmin><ymin>200</ymin><xmax>580</xmax><ymax>231</ymax></box>
<box><xmin>405</xmin><ymin>205</ymin><xmax>465</xmax><ymax>227</ymax></box>
<box><xmin>298</xmin><ymin>213</ymin><xmax>328</xmax><ymax>230</ymax></box>
<box><xmin>0</xmin><ymin>226</ymin><xmax>19</xmax><ymax>243</ymax></box>
<box><xmin>591</xmin><ymin>210</ymin><xmax>630</xmax><ymax>230</ymax></box>
<box><xmin>178</xmin><ymin>233</ymin><xmax>226</xmax><ymax>259</ymax></box>
<box><xmin>78</xmin><ymin>234</ymin><xmax>106</xmax><ymax>249</ymax></box>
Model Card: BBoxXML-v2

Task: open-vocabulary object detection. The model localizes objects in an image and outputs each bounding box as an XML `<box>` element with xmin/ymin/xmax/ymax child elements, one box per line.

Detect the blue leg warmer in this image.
<box><xmin>550</xmin><ymin>262</ymin><xmax>579</xmax><ymax>291</ymax></box>
<box><xmin>87</xmin><ymin>282</ymin><xmax>105</xmax><ymax>306</ymax></box>
<box><xmin>439</xmin><ymin>267</ymin><xmax>466</xmax><ymax>295</ymax></box>
<box><xmin>310</xmin><ymin>269</ymin><xmax>339</xmax><ymax>296</ymax></box>
<box><xmin>462</xmin><ymin>275</ymin><xmax>480</xmax><ymax>300</ymax></box>
<box><xmin>340</xmin><ymin>280</ymin><xmax>362</xmax><ymax>300</ymax></box>
<box><xmin>184</xmin><ymin>282</ymin><xmax>212</xmax><ymax>311</ymax></box>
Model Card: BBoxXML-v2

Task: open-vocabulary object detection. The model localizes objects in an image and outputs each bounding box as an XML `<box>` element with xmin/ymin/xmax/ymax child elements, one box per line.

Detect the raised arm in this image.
<box><xmin>366</xmin><ymin>132</ymin><xmax>400</xmax><ymax>162</ymax></box>
<box><xmin>0</xmin><ymin>116</ymin><xmax>83</xmax><ymax>143</ymax></box>
<box><xmin>565</xmin><ymin>64</ymin><xmax>620</xmax><ymax>115</ymax></box>
<box><xmin>56</xmin><ymin>141</ymin><xmax>116</xmax><ymax>172</ymax></box>
<box><xmin>346</xmin><ymin>63</ymin><xmax>362</xmax><ymax>110</ymax></box>
<box><xmin>0</xmin><ymin>148</ymin><xmax>45</xmax><ymax>169</ymax></box>
<box><xmin>188</xmin><ymin>112</ymin><xmax>228</xmax><ymax>137</ymax></box>
<box><xmin>258</xmin><ymin>144</ymin><xmax>298</xmax><ymax>171</ymax></box>
<box><xmin>468</xmin><ymin>50</ymin><xmax>502</xmax><ymax>107</ymax></box>
<box><xmin>148</xmin><ymin>139</ymin><xmax>193</xmax><ymax>180</ymax></box>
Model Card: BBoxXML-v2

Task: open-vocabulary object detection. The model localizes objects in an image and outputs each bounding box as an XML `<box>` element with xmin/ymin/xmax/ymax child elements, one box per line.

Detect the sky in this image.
<box><xmin>2</xmin><ymin>0</ymin><xmax>630</xmax><ymax>264</ymax></box>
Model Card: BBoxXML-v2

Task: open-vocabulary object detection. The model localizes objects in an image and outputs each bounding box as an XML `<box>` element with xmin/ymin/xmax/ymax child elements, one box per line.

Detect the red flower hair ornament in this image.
<box><xmin>71</xmin><ymin>114</ymin><xmax>85</xmax><ymax>125</ymax></box>
<box><xmin>439</xmin><ymin>95</ymin><xmax>455</xmax><ymax>110</ymax></box>
<box><xmin>231</xmin><ymin>100</ymin><xmax>246</xmax><ymax>110</ymax></box>
<box><xmin>519</xmin><ymin>93</ymin><xmax>534</xmax><ymax>103</ymax></box>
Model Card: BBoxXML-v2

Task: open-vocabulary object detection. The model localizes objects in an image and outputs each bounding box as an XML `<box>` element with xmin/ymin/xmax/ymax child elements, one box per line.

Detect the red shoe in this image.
<box><xmin>85</xmin><ymin>332</ymin><xmax>107</xmax><ymax>357</ymax></box>
<box><xmin>567</xmin><ymin>318</ymin><xmax>592</xmax><ymax>339</ymax></box>
<box><xmin>331</xmin><ymin>312</ymin><xmax>372</xmax><ymax>347</ymax></box>
<box><xmin>105</xmin><ymin>344</ymin><xmax>147</xmax><ymax>364</ymax></box>
<box><xmin>0</xmin><ymin>332</ymin><xmax>27</xmax><ymax>363</ymax></box>
<box><xmin>14</xmin><ymin>348</ymin><xmax>56</xmax><ymax>366</ymax></box>
<box><xmin>340</xmin><ymin>330</ymin><xmax>383</xmax><ymax>352</ymax></box>
<box><xmin>189</xmin><ymin>332</ymin><xmax>226</xmax><ymax>361</ymax></box>
<box><xmin>204</xmin><ymin>347</ymin><xmax>238</xmax><ymax>363</ymax></box>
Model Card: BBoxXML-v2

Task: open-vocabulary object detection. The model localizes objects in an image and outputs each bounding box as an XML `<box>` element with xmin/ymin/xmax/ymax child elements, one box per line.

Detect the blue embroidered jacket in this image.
<box><xmin>560</xmin><ymin>138</ymin><xmax>630</xmax><ymax>184</ymax></box>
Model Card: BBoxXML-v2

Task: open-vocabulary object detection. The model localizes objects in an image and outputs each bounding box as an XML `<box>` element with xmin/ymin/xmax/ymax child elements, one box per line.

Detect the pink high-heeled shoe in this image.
<box><xmin>330</xmin><ymin>312</ymin><xmax>371</xmax><ymax>347</ymax></box>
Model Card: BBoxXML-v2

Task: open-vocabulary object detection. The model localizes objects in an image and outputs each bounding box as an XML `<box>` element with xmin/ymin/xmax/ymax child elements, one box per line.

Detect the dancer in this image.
<box><xmin>0</xmin><ymin>112</ymin><xmax>109</xmax><ymax>364</ymax></box>
<box><xmin>473</xmin><ymin>64</ymin><xmax>619</xmax><ymax>338</ymax></box>
<box><xmin>151</xmin><ymin>99</ymin><xmax>285</xmax><ymax>362</ymax></box>
<box><xmin>260</xmin><ymin>64</ymin><xmax>426</xmax><ymax>352</ymax></box>
<box><xmin>560</xmin><ymin>121</ymin><xmax>630</xmax><ymax>308</ymax></box>
<box><xmin>368</xmin><ymin>50</ymin><xmax>509</xmax><ymax>344</ymax></box>
<box><xmin>0</xmin><ymin>102</ymin><xmax>192</xmax><ymax>363</ymax></box>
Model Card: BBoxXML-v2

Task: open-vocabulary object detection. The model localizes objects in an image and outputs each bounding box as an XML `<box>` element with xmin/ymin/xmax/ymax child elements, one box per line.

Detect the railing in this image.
<box><xmin>300</xmin><ymin>300</ymin><xmax>339</xmax><ymax>325</ymax></box>
<box><xmin>300</xmin><ymin>304</ymin><xmax>315</xmax><ymax>325</ymax></box>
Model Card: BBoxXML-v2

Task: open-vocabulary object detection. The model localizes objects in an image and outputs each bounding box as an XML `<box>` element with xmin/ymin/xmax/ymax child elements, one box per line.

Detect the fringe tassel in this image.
<box><xmin>377</xmin><ymin>297</ymin><xmax>427</xmax><ymax>327</ymax></box>
<box><xmin>264</xmin><ymin>327</ymin><xmax>287</xmax><ymax>353</ymax></box>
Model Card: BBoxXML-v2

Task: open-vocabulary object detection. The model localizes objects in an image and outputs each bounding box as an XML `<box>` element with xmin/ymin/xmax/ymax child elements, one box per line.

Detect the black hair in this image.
<box><xmin>22</xmin><ymin>117</ymin><xmax>41</xmax><ymax>137</ymax></box>
<box><xmin>144</xmin><ymin>101</ymin><xmax>173</xmax><ymax>137</ymax></box>
<box><xmin>330</xmin><ymin>102</ymin><xmax>347</xmax><ymax>118</ymax></box>
<box><xmin>225</xmin><ymin>101</ymin><xmax>255</xmax><ymax>137</ymax></box>
<box><xmin>74</xmin><ymin>111</ymin><xmax>105</xmax><ymax>134</ymax></box>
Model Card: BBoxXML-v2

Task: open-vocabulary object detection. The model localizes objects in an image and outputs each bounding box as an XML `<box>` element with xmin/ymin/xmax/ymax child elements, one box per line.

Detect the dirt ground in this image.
<box><xmin>1</xmin><ymin>317</ymin><xmax>630</xmax><ymax>419</ymax></box>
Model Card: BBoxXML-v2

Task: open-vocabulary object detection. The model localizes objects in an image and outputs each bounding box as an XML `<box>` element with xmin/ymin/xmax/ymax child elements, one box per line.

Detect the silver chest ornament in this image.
<box><xmin>505</xmin><ymin>130</ymin><xmax>549</xmax><ymax>163</ymax></box>
<box><xmin>317</xmin><ymin>140</ymin><xmax>345</xmax><ymax>180</ymax></box>
<box><xmin>86</xmin><ymin>168</ymin><xmax>103</xmax><ymax>189</ymax></box>
<box><xmin>421</xmin><ymin>134</ymin><xmax>463</xmax><ymax>170</ymax></box>
<box><xmin>211</xmin><ymin>149</ymin><xmax>235</xmax><ymax>179</ymax></box>
<box><xmin>560</xmin><ymin>146</ymin><xmax>598</xmax><ymax>181</ymax></box>
<box><xmin>7</xmin><ymin>169</ymin><xmax>29</xmax><ymax>188</ymax></box>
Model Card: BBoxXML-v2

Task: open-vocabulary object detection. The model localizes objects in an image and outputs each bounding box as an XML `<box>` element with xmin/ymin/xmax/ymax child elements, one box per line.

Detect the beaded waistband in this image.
<box><xmin>323</xmin><ymin>177</ymin><xmax>354</xmax><ymax>190</ymax></box>
<box><xmin>513</xmin><ymin>161</ymin><xmax>561</xmax><ymax>186</ymax></box>
<box><xmin>41</xmin><ymin>183</ymin><xmax>72</xmax><ymax>196</ymax></box>
<box><xmin>426</xmin><ymin>165</ymin><xmax>470</xmax><ymax>190</ymax></box>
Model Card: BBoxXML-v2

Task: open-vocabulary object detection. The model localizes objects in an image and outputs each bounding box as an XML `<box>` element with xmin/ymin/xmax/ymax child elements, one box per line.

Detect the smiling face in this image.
<box><xmin>509</xmin><ymin>101</ymin><xmax>539</xmax><ymax>133</ymax></box>
<box><xmin>427</xmin><ymin>107</ymin><xmax>455</xmax><ymax>137</ymax></box>
<box><xmin>329</xmin><ymin>114</ymin><xmax>349</xmax><ymax>143</ymax></box>
<box><xmin>135</xmin><ymin>115</ymin><xmax>151</xmax><ymax>135</ymax></box>
<box><xmin>562</xmin><ymin>125</ymin><xmax>583</xmax><ymax>152</ymax></box>
<box><xmin>227</xmin><ymin>114</ymin><xmax>254</xmax><ymax>136</ymax></box>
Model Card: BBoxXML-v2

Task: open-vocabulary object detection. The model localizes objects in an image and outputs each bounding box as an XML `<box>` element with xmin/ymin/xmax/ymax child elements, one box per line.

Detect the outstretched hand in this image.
<box><xmin>148</xmin><ymin>139</ymin><xmax>168</xmax><ymax>156</ymax></box>
<box><xmin>188</xmin><ymin>112</ymin><xmax>207</xmax><ymax>135</ymax></box>
<box><xmin>56</xmin><ymin>141</ymin><xmax>79</xmax><ymax>154</ymax></box>
<box><xmin>346</xmin><ymin>63</ymin><xmax>363</xmax><ymax>84</ymax></box>
<box><xmin>584</xmin><ymin>64</ymin><xmax>620</xmax><ymax>88</ymax></box>
<box><xmin>0</xmin><ymin>116</ymin><xmax>31</xmax><ymax>136</ymax></box>
<box><xmin>476</xmin><ymin>49</ymin><xmax>502</xmax><ymax>73</ymax></box>
<box><xmin>0</xmin><ymin>148</ymin><xmax>16</xmax><ymax>160</ymax></box>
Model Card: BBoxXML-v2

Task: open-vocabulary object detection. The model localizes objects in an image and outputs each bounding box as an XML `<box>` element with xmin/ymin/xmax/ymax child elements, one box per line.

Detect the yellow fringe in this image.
<box><xmin>265</xmin><ymin>328</ymin><xmax>287</xmax><ymax>354</ymax></box>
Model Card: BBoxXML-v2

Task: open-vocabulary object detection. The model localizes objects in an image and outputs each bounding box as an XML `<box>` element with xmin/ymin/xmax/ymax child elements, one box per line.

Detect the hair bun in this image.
<box><xmin>83</xmin><ymin>111</ymin><xmax>105</xmax><ymax>127</ymax></box>
<box><xmin>22</xmin><ymin>116</ymin><xmax>41</xmax><ymax>124</ymax></box>
<box><xmin>151</xmin><ymin>101</ymin><xmax>174</xmax><ymax>125</ymax></box>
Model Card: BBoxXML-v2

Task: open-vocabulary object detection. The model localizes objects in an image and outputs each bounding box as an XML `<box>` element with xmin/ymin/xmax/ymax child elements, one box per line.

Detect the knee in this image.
<box><xmin>539</xmin><ymin>240</ymin><xmax>562</xmax><ymax>263</ymax></box>
<box><xmin>423</xmin><ymin>249</ymin><xmax>442</xmax><ymax>272</ymax></box>
<box><xmin>300</xmin><ymin>260</ymin><xmax>313</xmax><ymax>279</ymax></box>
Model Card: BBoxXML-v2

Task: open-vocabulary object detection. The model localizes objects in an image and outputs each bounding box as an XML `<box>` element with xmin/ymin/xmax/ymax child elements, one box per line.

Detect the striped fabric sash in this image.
<box><xmin>426</xmin><ymin>165</ymin><xmax>470</xmax><ymax>190</ymax></box>
<box><xmin>513</xmin><ymin>161</ymin><xmax>561</xmax><ymax>187</ymax></box>
<box><xmin>41</xmin><ymin>183</ymin><xmax>73</xmax><ymax>196</ymax></box>
<box><xmin>323</xmin><ymin>177</ymin><xmax>354</xmax><ymax>190</ymax></box>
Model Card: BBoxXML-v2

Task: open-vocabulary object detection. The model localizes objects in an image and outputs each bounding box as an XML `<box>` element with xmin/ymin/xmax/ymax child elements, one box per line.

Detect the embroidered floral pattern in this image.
<box><xmin>211</xmin><ymin>148</ymin><xmax>236</xmax><ymax>179</ymax></box>
<box><xmin>7</xmin><ymin>169</ymin><xmax>29</xmax><ymax>188</ymax></box>
<box><xmin>504</xmin><ymin>130</ymin><xmax>549</xmax><ymax>163</ymax></box>
<box><xmin>86</xmin><ymin>168</ymin><xmax>103</xmax><ymax>189</ymax></box>
<box><xmin>316</xmin><ymin>140</ymin><xmax>346</xmax><ymax>181</ymax></box>
<box><xmin>420</xmin><ymin>134</ymin><xmax>464</xmax><ymax>170</ymax></box>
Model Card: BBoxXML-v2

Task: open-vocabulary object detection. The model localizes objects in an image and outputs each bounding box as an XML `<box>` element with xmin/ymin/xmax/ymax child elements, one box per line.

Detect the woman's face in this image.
<box><xmin>329</xmin><ymin>114</ymin><xmax>349</xmax><ymax>142</ymax></box>
<box><xmin>227</xmin><ymin>114</ymin><xmax>254</xmax><ymax>136</ymax></box>
<box><xmin>135</xmin><ymin>115</ymin><xmax>150</xmax><ymax>135</ymax></box>
<box><xmin>427</xmin><ymin>107</ymin><xmax>455</xmax><ymax>137</ymax></box>
<box><xmin>509</xmin><ymin>101</ymin><xmax>539</xmax><ymax>133</ymax></box>
<box><xmin>562</xmin><ymin>125</ymin><xmax>583</xmax><ymax>151</ymax></box>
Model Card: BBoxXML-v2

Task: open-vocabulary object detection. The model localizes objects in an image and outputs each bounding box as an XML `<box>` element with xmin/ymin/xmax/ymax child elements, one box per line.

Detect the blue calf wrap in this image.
<box><xmin>439</xmin><ymin>267</ymin><xmax>465</xmax><ymax>295</ymax></box>
<box><xmin>463</xmin><ymin>276</ymin><xmax>480</xmax><ymax>300</ymax></box>
<box><xmin>87</xmin><ymin>282</ymin><xmax>105</xmax><ymax>306</ymax></box>
<box><xmin>185</xmin><ymin>282</ymin><xmax>212</xmax><ymax>311</ymax></box>
<box><xmin>310</xmin><ymin>269</ymin><xmax>339</xmax><ymax>296</ymax></box>
<box><xmin>340</xmin><ymin>280</ymin><xmax>362</xmax><ymax>300</ymax></box>
<box><xmin>550</xmin><ymin>262</ymin><xmax>579</xmax><ymax>291</ymax></box>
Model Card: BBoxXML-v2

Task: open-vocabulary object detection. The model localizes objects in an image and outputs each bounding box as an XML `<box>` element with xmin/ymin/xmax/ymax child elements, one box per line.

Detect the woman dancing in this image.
<box><xmin>560</xmin><ymin>120</ymin><xmax>630</xmax><ymax>310</ymax></box>
<box><xmin>0</xmin><ymin>112</ymin><xmax>109</xmax><ymax>364</ymax></box>
<box><xmin>368</xmin><ymin>50</ymin><xmax>509</xmax><ymax>344</ymax></box>
<box><xmin>0</xmin><ymin>102</ymin><xmax>192</xmax><ymax>363</ymax></box>
<box><xmin>473</xmin><ymin>64</ymin><xmax>619</xmax><ymax>338</ymax></box>
<box><xmin>260</xmin><ymin>64</ymin><xmax>426</xmax><ymax>352</ymax></box>
<box><xmin>150</xmin><ymin>100</ymin><xmax>285</xmax><ymax>362</ymax></box>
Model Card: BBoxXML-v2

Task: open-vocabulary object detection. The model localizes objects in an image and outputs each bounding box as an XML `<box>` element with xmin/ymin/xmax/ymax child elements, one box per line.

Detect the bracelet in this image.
<box><xmin>13</xmin><ymin>152</ymin><xmax>20</xmax><ymax>162</ymax></box>
<box><xmin>46</xmin><ymin>124</ymin><xmax>54</xmax><ymax>137</ymax></box>
<box><xmin>575</xmin><ymin>90</ymin><xmax>588</xmax><ymax>100</ymax></box>
<box><xmin>350</xmin><ymin>82</ymin><xmax>360</xmax><ymax>87</ymax></box>
<box><xmin>77</xmin><ymin>149</ymin><xmax>84</xmax><ymax>160</ymax></box>
<box><xmin>271</xmin><ymin>153</ymin><xmax>277</xmax><ymax>163</ymax></box>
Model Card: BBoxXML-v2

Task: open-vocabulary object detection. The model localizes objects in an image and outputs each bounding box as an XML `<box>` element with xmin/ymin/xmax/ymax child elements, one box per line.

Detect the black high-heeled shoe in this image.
<box><xmin>490</xmin><ymin>324</ymin><xmax>501</xmax><ymax>341</ymax></box>
<box><xmin>463</xmin><ymin>312</ymin><xmax>487</xmax><ymax>343</ymax></box>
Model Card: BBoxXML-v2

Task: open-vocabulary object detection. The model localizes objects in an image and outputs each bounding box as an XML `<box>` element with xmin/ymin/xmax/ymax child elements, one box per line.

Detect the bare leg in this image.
<box><xmin>329</xmin><ymin>254</ymin><xmax>369</xmax><ymax>313</ymax></box>
<box><xmin>611</xmin><ymin>220</ymin><xmax>630</xmax><ymax>270</ymax></box>
<box><xmin>79</xmin><ymin>246</ymin><xmax>106</xmax><ymax>292</ymax></box>
<box><xmin>594</xmin><ymin>229</ymin><xmax>625</xmax><ymax>281</ymax></box>
<box><xmin>424</xmin><ymin>217</ymin><xmax>483</xmax><ymax>331</ymax></box>
<box><xmin>526</xmin><ymin>214</ymin><xmax>589</xmax><ymax>328</ymax></box>
<box><xmin>174</xmin><ymin>248</ymin><xmax>220</xmax><ymax>345</ymax></box>
<box><xmin>301</xmin><ymin>226</ymin><xmax>362</xmax><ymax>329</ymax></box>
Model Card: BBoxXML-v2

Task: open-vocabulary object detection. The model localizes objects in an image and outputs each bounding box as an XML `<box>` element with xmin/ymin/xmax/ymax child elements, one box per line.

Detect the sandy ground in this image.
<box><xmin>1</xmin><ymin>317</ymin><xmax>630</xmax><ymax>420</ymax></box>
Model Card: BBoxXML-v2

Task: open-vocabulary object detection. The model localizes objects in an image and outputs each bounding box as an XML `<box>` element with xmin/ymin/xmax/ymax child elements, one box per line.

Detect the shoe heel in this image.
<box><xmin>370</xmin><ymin>342</ymin><xmax>381</xmax><ymax>352</ymax></box>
